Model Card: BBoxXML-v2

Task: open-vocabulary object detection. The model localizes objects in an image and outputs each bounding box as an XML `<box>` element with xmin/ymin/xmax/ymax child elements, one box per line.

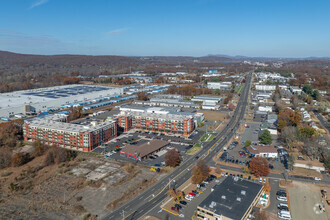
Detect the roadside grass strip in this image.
<box><xmin>186</xmin><ymin>144</ymin><xmax>201</xmax><ymax>155</ymax></box>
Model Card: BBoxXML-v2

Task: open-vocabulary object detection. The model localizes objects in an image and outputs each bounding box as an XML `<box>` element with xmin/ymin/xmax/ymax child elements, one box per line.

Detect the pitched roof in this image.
<box><xmin>121</xmin><ymin>139</ymin><xmax>169</xmax><ymax>158</ymax></box>
<box><xmin>246</xmin><ymin>145</ymin><xmax>278</xmax><ymax>155</ymax></box>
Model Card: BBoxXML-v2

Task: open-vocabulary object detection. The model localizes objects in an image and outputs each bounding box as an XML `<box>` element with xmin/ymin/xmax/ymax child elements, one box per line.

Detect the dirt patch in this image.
<box><xmin>289</xmin><ymin>167</ymin><xmax>323</xmax><ymax>178</ymax></box>
<box><xmin>197</xmin><ymin>111</ymin><xmax>229</xmax><ymax>122</ymax></box>
<box><xmin>288</xmin><ymin>181</ymin><xmax>328</xmax><ymax>220</ymax></box>
<box><xmin>0</xmin><ymin>153</ymin><xmax>159</xmax><ymax>219</ymax></box>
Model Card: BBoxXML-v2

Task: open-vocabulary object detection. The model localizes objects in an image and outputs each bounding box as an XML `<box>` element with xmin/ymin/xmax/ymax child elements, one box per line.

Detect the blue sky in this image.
<box><xmin>0</xmin><ymin>0</ymin><xmax>329</xmax><ymax>57</ymax></box>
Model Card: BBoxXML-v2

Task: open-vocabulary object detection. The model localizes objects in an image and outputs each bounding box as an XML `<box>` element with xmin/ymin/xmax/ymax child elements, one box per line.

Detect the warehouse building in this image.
<box><xmin>117</xmin><ymin>106</ymin><xmax>195</xmax><ymax>136</ymax></box>
<box><xmin>120</xmin><ymin>139</ymin><xmax>170</xmax><ymax>160</ymax></box>
<box><xmin>23</xmin><ymin>114</ymin><xmax>117</xmax><ymax>152</ymax></box>
<box><xmin>197</xmin><ymin>176</ymin><xmax>263</xmax><ymax>220</ymax></box>
<box><xmin>0</xmin><ymin>85</ymin><xmax>122</xmax><ymax>118</ymax></box>
<box><xmin>255</xmin><ymin>85</ymin><xmax>276</xmax><ymax>91</ymax></box>
<box><xmin>191</xmin><ymin>96</ymin><xmax>222</xmax><ymax>104</ymax></box>
<box><xmin>207</xmin><ymin>82</ymin><xmax>232</xmax><ymax>90</ymax></box>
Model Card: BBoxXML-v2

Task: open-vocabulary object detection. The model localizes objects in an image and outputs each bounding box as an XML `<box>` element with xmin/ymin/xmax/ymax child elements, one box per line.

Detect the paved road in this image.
<box><xmin>313</xmin><ymin>110</ymin><xmax>330</xmax><ymax>132</ymax></box>
<box><xmin>102</xmin><ymin>73</ymin><xmax>253</xmax><ymax>220</ymax></box>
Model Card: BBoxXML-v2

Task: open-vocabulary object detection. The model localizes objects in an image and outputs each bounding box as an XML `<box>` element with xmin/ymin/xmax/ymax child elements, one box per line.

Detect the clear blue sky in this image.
<box><xmin>0</xmin><ymin>0</ymin><xmax>329</xmax><ymax>57</ymax></box>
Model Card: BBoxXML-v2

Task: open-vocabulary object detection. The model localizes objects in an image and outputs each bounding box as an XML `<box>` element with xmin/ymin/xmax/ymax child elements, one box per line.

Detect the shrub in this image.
<box><xmin>8</xmin><ymin>182</ymin><xmax>19</xmax><ymax>192</ymax></box>
<box><xmin>0</xmin><ymin>147</ymin><xmax>12</xmax><ymax>169</ymax></box>
<box><xmin>1</xmin><ymin>170</ymin><xmax>13</xmax><ymax>177</ymax></box>
<box><xmin>43</xmin><ymin>150</ymin><xmax>55</xmax><ymax>166</ymax></box>
<box><xmin>11</xmin><ymin>152</ymin><xmax>26</xmax><ymax>167</ymax></box>
<box><xmin>33</xmin><ymin>140</ymin><xmax>46</xmax><ymax>156</ymax></box>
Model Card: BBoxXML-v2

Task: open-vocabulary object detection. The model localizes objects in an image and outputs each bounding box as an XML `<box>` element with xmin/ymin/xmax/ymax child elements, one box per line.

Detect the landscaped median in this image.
<box><xmin>186</xmin><ymin>144</ymin><xmax>202</xmax><ymax>155</ymax></box>
<box><xmin>200</xmin><ymin>133</ymin><xmax>215</xmax><ymax>142</ymax></box>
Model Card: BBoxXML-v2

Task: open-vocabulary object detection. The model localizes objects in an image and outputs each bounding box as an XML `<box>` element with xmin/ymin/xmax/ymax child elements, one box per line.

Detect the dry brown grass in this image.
<box><xmin>289</xmin><ymin>167</ymin><xmax>323</xmax><ymax>178</ymax></box>
<box><xmin>197</xmin><ymin>110</ymin><xmax>229</xmax><ymax>122</ymax></box>
<box><xmin>106</xmin><ymin>177</ymin><xmax>157</xmax><ymax>210</ymax></box>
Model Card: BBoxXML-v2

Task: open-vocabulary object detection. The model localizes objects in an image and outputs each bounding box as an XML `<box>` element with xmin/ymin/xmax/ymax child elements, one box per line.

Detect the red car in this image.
<box><xmin>171</xmin><ymin>207</ymin><xmax>179</xmax><ymax>211</ymax></box>
<box><xmin>189</xmin><ymin>192</ymin><xmax>196</xmax><ymax>197</ymax></box>
<box><xmin>246</xmin><ymin>126</ymin><xmax>249</xmax><ymax>128</ymax></box>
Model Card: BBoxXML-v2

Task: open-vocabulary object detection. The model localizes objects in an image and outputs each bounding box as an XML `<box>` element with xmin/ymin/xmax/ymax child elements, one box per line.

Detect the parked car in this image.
<box><xmin>185</xmin><ymin>195</ymin><xmax>193</xmax><ymax>201</ymax></box>
<box><xmin>192</xmin><ymin>190</ymin><xmax>199</xmax><ymax>194</ymax></box>
<box><xmin>277</xmin><ymin>211</ymin><xmax>291</xmax><ymax>220</ymax></box>
<box><xmin>179</xmin><ymin>200</ymin><xmax>187</xmax><ymax>205</ymax></box>
<box><xmin>277</xmin><ymin>196</ymin><xmax>288</xmax><ymax>202</ymax></box>
<box><xmin>276</xmin><ymin>190</ymin><xmax>287</xmax><ymax>196</ymax></box>
<box><xmin>174</xmin><ymin>204</ymin><xmax>182</xmax><ymax>209</ymax></box>
<box><xmin>189</xmin><ymin>192</ymin><xmax>196</xmax><ymax>197</ymax></box>
<box><xmin>171</xmin><ymin>207</ymin><xmax>179</xmax><ymax>211</ymax></box>
<box><xmin>314</xmin><ymin>177</ymin><xmax>321</xmax><ymax>181</ymax></box>
<box><xmin>278</xmin><ymin>205</ymin><xmax>289</xmax><ymax>211</ymax></box>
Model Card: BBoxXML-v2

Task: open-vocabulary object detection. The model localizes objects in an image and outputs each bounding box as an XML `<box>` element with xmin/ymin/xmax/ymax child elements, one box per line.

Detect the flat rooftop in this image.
<box><xmin>198</xmin><ymin>176</ymin><xmax>263</xmax><ymax>220</ymax></box>
<box><xmin>26</xmin><ymin>114</ymin><xmax>116</xmax><ymax>133</ymax></box>
<box><xmin>0</xmin><ymin>84</ymin><xmax>122</xmax><ymax>117</ymax></box>
<box><xmin>119</xmin><ymin>104</ymin><xmax>181</xmax><ymax>114</ymax></box>
<box><xmin>118</xmin><ymin>109</ymin><xmax>194</xmax><ymax>121</ymax></box>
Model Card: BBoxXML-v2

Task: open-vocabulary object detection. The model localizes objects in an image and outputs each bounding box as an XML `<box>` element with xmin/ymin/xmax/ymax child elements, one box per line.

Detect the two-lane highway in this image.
<box><xmin>103</xmin><ymin>73</ymin><xmax>253</xmax><ymax>220</ymax></box>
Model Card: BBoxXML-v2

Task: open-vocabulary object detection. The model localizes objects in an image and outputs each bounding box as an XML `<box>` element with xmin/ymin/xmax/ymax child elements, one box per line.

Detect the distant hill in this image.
<box><xmin>0</xmin><ymin>50</ymin><xmax>140</xmax><ymax>66</ymax></box>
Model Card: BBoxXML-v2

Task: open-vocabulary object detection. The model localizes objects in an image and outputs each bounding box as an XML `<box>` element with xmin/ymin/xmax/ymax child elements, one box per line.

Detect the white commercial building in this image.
<box><xmin>255</xmin><ymin>85</ymin><xmax>276</xmax><ymax>91</ymax></box>
<box><xmin>191</xmin><ymin>96</ymin><xmax>222</xmax><ymax>104</ymax></box>
<box><xmin>258</xmin><ymin>106</ymin><xmax>273</xmax><ymax>112</ymax></box>
<box><xmin>207</xmin><ymin>82</ymin><xmax>232</xmax><ymax>90</ymax></box>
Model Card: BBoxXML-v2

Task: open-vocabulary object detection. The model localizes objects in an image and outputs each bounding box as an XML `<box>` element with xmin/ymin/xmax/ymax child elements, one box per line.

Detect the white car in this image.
<box><xmin>185</xmin><ymin>195</ymin><xmax>193</xmax><ymax>201</ymax></box>
<box><xmin>278</xmin><ymin>211</ymin><xmax>291</xmax><ymax>220</ymax></box>
<box><xmin>314</xmin><ymin>177</ymin><xmax>321</xmax><ymax>181</ymax></box>
<box><xmin>259</xmin><ymin>177</ymin><xmax>263</xmax><ymax>183</ymax></box>
<box><xmin>277</xmin><ymin>196</ymin><xmax>288</xmax><ymax>202</ymax></box>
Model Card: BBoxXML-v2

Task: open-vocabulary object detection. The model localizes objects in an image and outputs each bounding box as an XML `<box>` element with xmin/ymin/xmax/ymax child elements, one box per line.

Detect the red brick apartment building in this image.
<box><xmin>117</xmin><ymin>111</ymin><xmax>194</xmax><ymax>136</ymax></box>
<box><xmin>23</xmin><ymin>114</ymin><xmax>117</xmax><ymax>152</ymax></box>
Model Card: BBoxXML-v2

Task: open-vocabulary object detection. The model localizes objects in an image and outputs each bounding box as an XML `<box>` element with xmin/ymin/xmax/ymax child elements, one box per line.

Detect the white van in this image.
<box><xmin>278</xmin><ymin>210</ymin><xmax>291</xmax><ymax>215</ymax></box>
<box><xmin>278</xmin><ymin>211</ymin><xmax>291</xmax><ymax>220</ymax></box>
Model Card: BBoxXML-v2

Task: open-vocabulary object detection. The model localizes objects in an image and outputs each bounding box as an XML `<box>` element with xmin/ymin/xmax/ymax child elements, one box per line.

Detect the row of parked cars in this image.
<box><xmin>276</xmin><ymin>190</ymin><xmax>292</xmax><ymax>220</ymax></box>
<box><xmin>171</xmin><ymin>175</ymin><xmax>217</xmax><ymax>212</ymax></box>
<box><xmin>228</xmin><ymin>141</ymin><xmax>239</xmax><ymax>150</ymax></box>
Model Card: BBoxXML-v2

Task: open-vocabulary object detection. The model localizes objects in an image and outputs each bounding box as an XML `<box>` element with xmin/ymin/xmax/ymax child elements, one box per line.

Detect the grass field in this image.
<box><xmin>200</xmin><ymin>133</ymin><xmax>215</xmax><ymax>142</ymax></box>
<box><xmin>186</xmin><ymin>144</ymin><xmax>201</xmax><ymax>155</ymax></box>
<box><xmin>236</xmin><ymin>83</ymin><xmax>244</xmax><ymax>94</ymax></box>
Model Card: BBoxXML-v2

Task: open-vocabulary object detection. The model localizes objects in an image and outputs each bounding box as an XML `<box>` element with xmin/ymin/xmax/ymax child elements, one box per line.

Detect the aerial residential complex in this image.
<box><xmin>117</xmin><ymin>105</ymin><xmax>200</xmax><ymax>136</ymax></box>
<box><xmin>23</xmin><ymin>114</ymin><xmax>117</xmax><ymax>152</ymax></box>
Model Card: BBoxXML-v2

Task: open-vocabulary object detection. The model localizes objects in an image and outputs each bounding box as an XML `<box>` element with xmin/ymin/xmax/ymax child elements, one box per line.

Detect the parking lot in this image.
<box><xmin>240</xmin><ymin>122</ymin><xmax>260</xmax><ymax>144</ymax></box>
<box><xmin>163</xmin><ymin>175</ymin><xmax>223</xmax><ymax>219</ymax></box>
<box><xmin>266</xmin><ymin>178</ymin><xmax>282</xmax><ymax>213</ymax></box>
<box><xmin>92</xmin><ymin>130</ymin><xmax>208</xmax><ymax>169</ymax></box>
